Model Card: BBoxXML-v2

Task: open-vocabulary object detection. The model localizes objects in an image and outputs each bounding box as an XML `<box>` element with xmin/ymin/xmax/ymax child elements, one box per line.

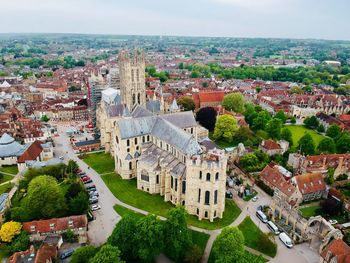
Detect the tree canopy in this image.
<box><xmin>213</xmin><ymin>115</ymin><xmax>238</xmax><ymax>142</ymax></box>
<box><xmin>196</xmin><ymin>107</ymin><xmax>217</xmax><ymax>131</ymax></box>
<box><xmin>298</xmin><ymin>133</ymin><xmax>315</xmax><ymax>155</ymax></box>
<box><xmin>177</xmin><ymin>96</ymin><xmax>195</xmax><ymax>111</ymax></box>
<box><xmin>222</xmin><ymin>93</ymin><xmax>245</xmax><ymax>113</ymax></box>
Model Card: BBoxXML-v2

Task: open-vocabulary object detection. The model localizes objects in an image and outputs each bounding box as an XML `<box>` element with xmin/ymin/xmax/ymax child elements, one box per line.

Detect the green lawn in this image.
<box><xmin>300</xmin><ymin>205</ymin><xmax>321</xmax><ymax>219</ymax></box>
<box><xmin>0</xmin><ymin>174</ymin><xmax>14</xmax><ymax>184</ymax></box>
<box><xmin>0</xmin><ymin>182</ymin><xmax>14</xmax><ymax>195</ymax></box>
<box><xmin>238</xmin><ymin>217</ymin><xmax>277</xmax><ymax>257</ymax></box>
<box><xmin>83</xmin><ymin>152</ymin><xmax>115</xmax><ymax>174</ymax></box>
<box><xmin>0</xmin><ymin>165</ymin><xmax>18</xmax><ymax>175</ymax></box>
<box><xmin>113</xmin><ymin>204</ymin><xmax>210</xmax><ymax>256</ymax></box>
<box><xmin>284</xmin><ymin>125</ymin><xmax>325</xmax><ymax>149</ymax></box>
<box><xmin>103</xmin><ymin>173</ymin><xmax>241</xmax><ymax>230</ymax></box>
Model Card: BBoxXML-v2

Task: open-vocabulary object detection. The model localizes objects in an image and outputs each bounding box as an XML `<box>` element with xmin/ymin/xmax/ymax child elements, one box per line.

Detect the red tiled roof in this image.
<box><xmin>23</xmin><ymin>215</ymin><xmax>88</xmax><ymax>234</ymax></box>
<box><xmin>17</xmin><ymin>141</ymin><xmax>43</xmax><ymax>163</ymax></box>
<box><xmin>198</xmin><ymin>91</ymin><xmax>225</xmax><ymax>103</ymax></box>
<box><xmin>261</xmin><ymin>139</ymin><xmax>281</xmax><ymax>150</ymax></box>
<box><xmin>295</xmin><ymin>173</ymin><xmax>326</xmax><ymax>195</ymax></box>
<box><xmin>260</xmin><ymin>164</ymin><xmax>296</xmax><ymax>197</ymax></box>
<box><xmin>35</xmin><ymin>244</ymin><xmax>57</xmax><ymax>263</ymax></box>
<box><xmin>320</xmin><ymin>239</ymin><xmax>350</xmax><ymax>263</ymax></box>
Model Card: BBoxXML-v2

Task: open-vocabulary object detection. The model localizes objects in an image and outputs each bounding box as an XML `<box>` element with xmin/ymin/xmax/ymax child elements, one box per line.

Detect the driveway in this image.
<box><xmin>53</xmin><ymin>125</ymin><xmax>120</xmax><ymax>245</ymax></box>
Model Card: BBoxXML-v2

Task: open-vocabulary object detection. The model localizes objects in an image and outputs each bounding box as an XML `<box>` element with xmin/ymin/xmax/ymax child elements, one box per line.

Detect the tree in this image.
<box><xmin>298</xmin><ymin>134</ymin><xmax>315</xmax><ymax>155</ymax></box>
<box><xmin>184</xmin><ymin>245</ymin><xmax>202</xmax><ymax>263</ymax></box>
<box><xmin>8</xmin><ymin>231</ymin><xmax>29</xmax><ymax>254</ymax></box>
<box><xmin>233</xmin><ymin>126</ymin><xmax>255</xmax><ymax>145</ymax></box>
<box><xmin>135</xmin><ymin>215</ymin><xmax>164</xmax><ymax>262</ymax></box>
<box><xmin>320</xmin><ymin>197</ymin><xmax>343</xmax><ymax>217</ymax></box>
<box><xmin>213</xmin><ymin>115</ymin><xmax>238</xmax><ymax>142</ymax></box>
<box><xmin>22</xmin><ymin>175</ymin><xmax>66</xmax><ymax>220</ymax></box>
<box><xmin>303</xmin><ymin>116</ymin><xmax>319</xmax><ymax>129</ymax></box>
<box><xmin>177</xmin><ymin>96</ymin><xmax>195</xmax><ymax>111</ymax></box>
<box><xmin>326</xmin><ymin>124</ymin><xmax>341</xmax><ymax>138</ymax></box>
<box><xmin>326</xmin><ymin>168</ymin><xmax>335</xmax><ymax>185</ymax></box>
<box><xmin>67</xmin><ymin>160</ymin><xmax>79</xmax><ymax>174</ymax></box>
<box><xmin>290</xmin><ymin>116</ymin><xmax>296</xmax><ymax>124</ymax></box>
<box><xmin>71</xmin><ymin>245</ymin><xmax>99</xmax><ymax>263</ymax></box>
<box><xmin>108</xmin><ymin>216</ymin><xmax>138</xmax><ymax>262</ymax></box>
<box><xmin>266</xmin><ymin>118</ymin><xmax>282</xmax><ymax>139</ymax></box>
<box><xmin>212</xmin><ymin>227</ymin><xmax>245</xmax><ymax>263</ymax></box>
<box><xmin>281</xmin><ymin>128</ymin><xmax>293</xmax><ymax>146</ymax></box>
<box><xmin>196</xmin><ymin>107</ymin><xmax>217</xmax><ymax>131</ymax></box>
<box><xmin>274</xmin><ymin>111</ymin><xmax>287</xmax><ymax>124</ymax></box>
<box><xmin>0</xmin><ymin>221</ymin><xmax>22</xmax><ymax>242</ymax></box>
<box><xmin>40</xmin><ymin>115</ymin><xmax>50</xmax><ymax>122</ymax></box>
<box><xmin>239</xmin><ymin>153</ymin><xmax>259</xmax><ymax>172</ymax></box>
<box><xmin>163</xmin><ymin>207</ymin><xmax>192</xmax><ymax>261</ymax></box>
<box><xmin>222</xmin><ymin>93</ymin><xmax>245</xmax><ymax>113</ymax></box>
<box><xmin>68</xmin><ymin>191</ymin><xmax>89</xmax><ymax>215</ymax></box>
<box><xmin>336</xmin><ymin>132</ymin><xmax>350</xmax><ymax>153</ymax></box>
<box><xmin>317</xmin><ymin>138</ymin><xmax>336</xmax><ymax>154</ymax></box>
<box><xmin>317</xmin><ymin>124</ymin><xmax>325</xmax><ymax>133</ymax></box>
<box><xmin>251</xmin><ymin>111</ymin><xmax>271</xmax><ymax>131</ymax></box>
<box><xmin>90</xmin><ymin>244</ymin><xmax>124</xmax><ymax>263</ymax></box>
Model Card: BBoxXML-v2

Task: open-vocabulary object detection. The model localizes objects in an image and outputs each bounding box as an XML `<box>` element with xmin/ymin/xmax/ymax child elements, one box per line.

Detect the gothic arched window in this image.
<box><xmin>137</xmin><ymin>93</ymin><xmax>141</xmax><ymax>104</ymax></box>
<box><xmin>132</xmin><ymin>94</ymin><xmax>136</xmax><ymax>105</ymax></box>
<box><xmin>205</xmin><ymin>191</ymin><xmax>210</xmax><ymax>205</ymax></box>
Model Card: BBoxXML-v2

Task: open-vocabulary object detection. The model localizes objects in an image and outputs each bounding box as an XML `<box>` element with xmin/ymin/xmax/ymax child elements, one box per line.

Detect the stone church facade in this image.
<box><xmin>97</xmin><ymin>50</ymin><xmax>227</xmax><ymax>222</ymax></box>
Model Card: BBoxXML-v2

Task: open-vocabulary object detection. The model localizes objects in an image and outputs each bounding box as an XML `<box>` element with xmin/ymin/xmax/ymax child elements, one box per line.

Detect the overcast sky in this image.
<box><xmin>0</xmin><ymin>0</ymin><xmax>349</xmax><ymax>40</ymax></box>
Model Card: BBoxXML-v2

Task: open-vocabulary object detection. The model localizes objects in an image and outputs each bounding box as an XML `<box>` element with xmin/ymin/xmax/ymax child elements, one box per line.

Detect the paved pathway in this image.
<box><xmin>53</xmin><ymin>124</ymin><xmax>319</xmax><ymax>263</ymax></box>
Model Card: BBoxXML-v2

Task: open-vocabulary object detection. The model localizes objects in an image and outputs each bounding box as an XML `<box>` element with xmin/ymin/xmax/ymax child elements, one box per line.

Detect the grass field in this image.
<box><xmin>0</xmin><ymin>182</ymin><xmax>14</xmax><ymax>195</ymax></box>
<box><xmin>103</xmin><ymin>173</ymin><xmax>241</xmax><ymax>230</ymax></box>
<box><xmin>83</xmin><ymin>152</ymin><xmax>115</xmax><ymax>174</ymax></box>
<box><xmin>0</xmin><ymin>174</ymin><xmax>14</xmax><ymax>184</ymax></box>
<box><xmin>284</xmin><ymin>125</ymin><xmax>325</xmax><ymax>149</ymax></box>
<box><xmin>238</xmin><ymin>217</ymin><xmax>277</xmax><ymax>257</ymax></box>
<box><xmin>0</xmin><ymin>165</ymin><xmax>18</xmax><ymax>175</ymax></box>
<box><xmin>113</xmin><ymin>204</ymin><xmax>210</xmax><ymax>256</ymax></box>
<box><xmin>208</xmin><ymin>132</ymin><xmax>237</xmax><ymax>149</ymax></box>
<box><xmin>299</xmin><ymin>205</ymin><xmax>321</xmax><ymax>219</ymax></box>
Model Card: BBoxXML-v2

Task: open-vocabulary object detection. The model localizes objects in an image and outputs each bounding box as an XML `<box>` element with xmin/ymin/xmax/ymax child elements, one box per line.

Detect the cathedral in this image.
<box><xmin>97</xmin><ymin>50</ymin><xmax>227</xmax><ymax>222</ymax></box>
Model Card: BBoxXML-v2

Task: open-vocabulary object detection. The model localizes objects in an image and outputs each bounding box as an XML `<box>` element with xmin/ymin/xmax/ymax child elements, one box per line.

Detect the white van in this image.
<box><xmin>267</xmin><ymin>221</ymin><xmax>280</xmax><ymax>235</ymax></box>
<box><xmin>256</xmin><ymin>210</ymin><xmax>268</xmax><ymax>223</ymax></box>
<box><xmin>279</xmin><ymin>232</ymin><xmax>293</xmax><ymax>248</ymax></box>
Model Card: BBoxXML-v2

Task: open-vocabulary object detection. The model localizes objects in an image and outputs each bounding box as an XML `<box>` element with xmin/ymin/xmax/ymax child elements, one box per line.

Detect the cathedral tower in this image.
<box><xmin>118</xmin><ymin>50</ymin><xmax>146</xmax><ymax>110</ymax></box>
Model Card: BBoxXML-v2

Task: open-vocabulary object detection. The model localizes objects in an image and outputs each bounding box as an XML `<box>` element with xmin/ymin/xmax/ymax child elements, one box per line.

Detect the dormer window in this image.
<box><xmin>49</xmin><ymin>223</ymin><xmax>55</xmax><ymax>230</ymax></box>
<box><xmin>30</xmin><ymin>225</ymin><xmax>36</xmax><ymax>232</ymax></box>
<box><xmin>68</xmin><ymin>220</ymin><xmax>74</xmax><ymax>227</ymax></box>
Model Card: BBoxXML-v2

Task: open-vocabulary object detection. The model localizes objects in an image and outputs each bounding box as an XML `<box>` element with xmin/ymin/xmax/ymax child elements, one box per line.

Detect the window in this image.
<box><xmin>167</xmin><ymin>144</ymin><xmax>169</xmax><ymax>151</ymax></box>
<box><xmin>129</xmin><ymin>162</ymin><xmax>132</xmax><ymax>170</ymax></box>
<box><xmin>135</xmin><ymin>138</ymin><xmax>137</xmax><ymax>144</ymax></box>
<box><xmin>205</xmin><ymin>191</ymin><xmax>210</xmax><ymax>205</ymax></box>
<box><xmin>156</xmin><ymin>175</ymin><xmax>159</xmax><ymax>184</ymax></box>
<box><xmin>175</xmin><ymin>179</ymin><xmax>178</xmax><ymax>191</ymax></box>
<box><xmin>138</xmin><ymin>93</ymin><xmax>141</xmax><ymax>104</ymax></box>
<box><xmin>197</xmin><ymin>208</ymin><xmax>199</xmax><ymax>215</ymax></box>
<box><xmin>199</xmin><ymin>171</ymin><xmax>202</xmax><ymax>179</ymax></box>
<box><xmin>182</xmin><ymin>181</ymin><xmax>186</xmax><ymax>194</ymax></box>
<box><xmin>137</xmin><ymin>69</ymin><xmax>140</xmax><ymax>81</ymax></box>
<box><xmin>191</xmin><ymin>128</ymin><xmax>193</xmax><ymax>134</ymax></box>
<box><xmin>214</xmin><ymin>210</ymin><xmax>216</xmax><ymax>217</ymax></box>
<box><xmin>115</xmin><ymin>136</ymin><xmax>119</xmax><ymax>144</ymax></box>
<box><xmin>142</xmin><ymin>136</ymin><xmax>145</xmax><ymax>143</ymax></box>
<box><xmin>215</xmin><ymin>172</ymin><xmax>219</xmax><ymax>181</ymax></box>
<box><xmin>206</xmin><ymin>173</ymin><xmax>211</xmax><ymax>181</ymax></box>
<box><xmin>49</xmin><ymin>223</ymin><xmax>55</xmax><ymax>230</ymax></box>
<box><xmin>198</xmin><ymin>188</ymin><xmax>201</xmax><ymax>203</ymax></box>
<box><xmin>205</xmin><ymin>211</ymin><xmax>208</xmax><ymax>218</ymax></box>
<box><xmin>68</xmin><ymin>220</ymin><xmax>74</xmax><ymax>227</ymax></box>
<box><xmin>131</xmin><ymin>69</ymin><xmax>134</xmax><ymax>82</ymax></box>
<box><xmin>182</xmin><ymin>200</ymin><xmax>185</xmax><ymax>206</ymax></box>
<box><xmin>127</xmin><ymin>139</ymin><xmax>130</xmax><ymax>147</ymax></box>
<box><xmin>147</xmin><ymin>135</ymin><xmax>150</xmax><ymax>141</ymax></box>
<box><xmin>141</xmin><ymin>174</ymin><xmax>149</xmax><ymax>182</ymax></box>
<box><xmin>214</xmin><ymin>190</ymin><xmax>218</xmax><ymax>204</ymax></box>
<box><xmin>133</xmin><ymin>94</ymin><xmax>136</xmax><ymax>105</ymax></box>
<box><xmin>30</xmin><ymin>225</ymin><xmax>36</xmax><ymax>232</ymax></box>
<box><xmin>171</xmin><ymin>177</ymin><xmax>174</xmax><ymax>189</ymax></box>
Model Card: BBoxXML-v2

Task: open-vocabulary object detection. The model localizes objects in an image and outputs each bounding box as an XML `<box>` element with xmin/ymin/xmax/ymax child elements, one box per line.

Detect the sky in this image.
<box><xmin>0</xmin><ymin>0</ymin><xmax>349</xmax><ymax>40</ymax></box>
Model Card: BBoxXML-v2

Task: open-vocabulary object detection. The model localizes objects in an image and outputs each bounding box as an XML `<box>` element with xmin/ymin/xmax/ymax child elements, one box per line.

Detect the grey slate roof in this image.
<box><xmin>117</xmin><ymin>112</ymin><xmax>202</xmax><ymax>156</ymax></box>
<box><xmin>146</xmin><ymin>100</ymin><xmax>161</xmax><ymax>113</ymax></box>
<box><xmin>75</xmin><ymin>139</ymin><xmax>100</xmax><ymax>147</ymax></box>
<box><xmin>0</xmin><ymin>193</ymin><xmax>9</xmax><ymax>213</ymax></box>
<box><xmin>0</xmin><ymin>133</ymin><xmax>26</xmax><ymax>158</ymax></box>
<box><xmin>160</xmin><ymin>111</ymin><xmax>196</xmax><ymax>129</ymax></box>
<box><xmin>132</xmin><ymin>105</ymin><xmax>153</xmax><ymax>118</ymax></box>
<box><xmin>106</xmin><ymin>104</ymin><xmax>124</xmax><ymax>118</ymax></box>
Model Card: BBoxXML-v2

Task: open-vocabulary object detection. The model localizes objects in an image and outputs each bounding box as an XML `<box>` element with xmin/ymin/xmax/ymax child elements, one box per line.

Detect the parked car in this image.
<box><xmin>84</xmin><ymin>179</ymin><xmax>93</xmax><ymax>184</ymax></box>
<box><xmin>78</xmin><ymin>172</ymin><xmax>86</xmax><ymax>176</ymax></box>
<box><xmin>279</xmin><ymin>232</ymin><xmax>293</xmax><ymax>248</ymax></box>
<box><xmin>60</xmin><ymin>249</ymin><xmax>74</xmax><ymax>260</ymax></box>
<box><xmin>85</xmin><ymin>184</ymin><xmax>96</xmax><ymax>190</ymax></box>
<box><xmin>89</xmin><ymin>192</ymin><xmax>99</xmax><ymax>198</ymax></box>
<box><xmin>89</xmin><ymin>196</ymin><xmax>98</xmax><ymax>202</ymax></box>
<box><xmin>82</xmin><ymin>176</ymin><xmax>91</xmax><ymax>181</ymax></box>
<box><xmin>256</xmin><ymin>210</ymin><xmax>268</xmax><ymax>223</ymax></box>
<box><xmin>91</xmin><ymin>204</ymin><xmax>101</xmax><ymax>211</ymax></box>
<box><xmin>89</xmin><ymin>199</ymin><xmax>98</xmax><ymax>204</ymax></box>
<box><xmin>225</xmin><ymin>191</ymin><xmax>233</xmax><ymax>199</ymax></box>
<box><xmin>252</xmin><ymin>196</ymin><xmax>258</xmax><ymax>202</ymax></box>
<box><xmin>59</xmin><ymin>156</ymin><xmax>64</xmax><ymax>160</ymax></box>
<box><xmin>329</xmin><ymin>219</ymin><xmax>338</xmax><ymax>225</ymax></box>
